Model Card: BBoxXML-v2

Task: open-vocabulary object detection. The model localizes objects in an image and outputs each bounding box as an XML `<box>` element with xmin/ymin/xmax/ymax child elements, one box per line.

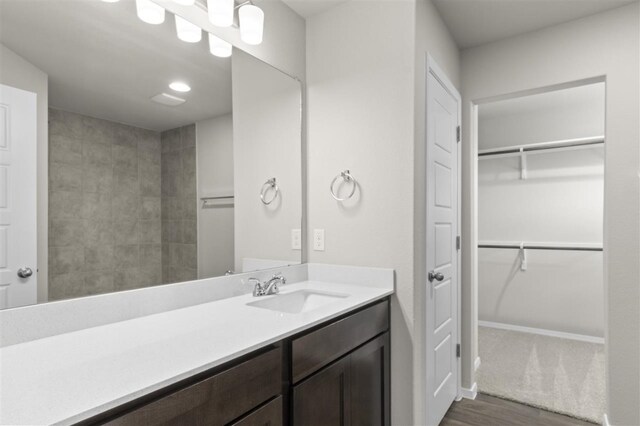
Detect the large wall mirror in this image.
<box><xmin>0</xmin><ymin>0</ymin><xmax>302</xmax><ymax>309</ymax></box>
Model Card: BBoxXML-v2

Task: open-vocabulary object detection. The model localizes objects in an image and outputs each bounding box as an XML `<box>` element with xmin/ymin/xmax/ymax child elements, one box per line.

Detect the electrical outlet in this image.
<box><xmin>313</xmin><ymin>229</ymin><xmax>325</xmax><ymax>251</ymax></box>
<box><xmin>291</xmin><ymin>229</ymin><xmax>301</xmax><ymax>250</ymax></box>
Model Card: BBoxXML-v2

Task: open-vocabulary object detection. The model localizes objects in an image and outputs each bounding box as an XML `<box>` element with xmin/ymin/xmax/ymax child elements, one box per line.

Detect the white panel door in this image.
<box><xmin>0</xmin><ymin>84</ymin><xmax>38</xmax><ymax>309</ymax></box>
<box><xmin>425</xmin><ymin>67</ymin><xmax>459</xmax><ymax>425</ymax></box>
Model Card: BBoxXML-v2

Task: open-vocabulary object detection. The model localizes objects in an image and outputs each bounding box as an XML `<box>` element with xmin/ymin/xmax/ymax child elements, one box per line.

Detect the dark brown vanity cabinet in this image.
<box><xmin>291</xmin><ymin>301</ymin><xmax>390</xmax><ymax>426</ymax></box>
<box><xmin>92</xmin><ymin>299</ymin><xmax>389</xmax><ymax>426</ymax></box>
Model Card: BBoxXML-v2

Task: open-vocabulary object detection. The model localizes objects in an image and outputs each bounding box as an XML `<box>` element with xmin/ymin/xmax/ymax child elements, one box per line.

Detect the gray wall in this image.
<box><xmin>48</xmin><ymin>109</ymin><xmax>162</xmax><ymax>300</ymax></box>
<box><xmin>0</xmin><ymin>44</ymin><xmax>49</xmax><ymax>303</ymax></box>
<box><xmin>306</xmin><ymin>1</ymin><xmax>460</xmax><ymax>423</ymax></box>
<box><xmin>196</xmin><ymin>115</ymin><xmax>235</xmax><ymax>278</ymax></box>
<box><xmin>460</xmin><ymin>3</ymin><xmax>640</xmax><ymax>423</ymax></box>
<box><xmin>160</xmin><ymin>125</ymin><xmax>197</xmax><ymax>284</ymax></box>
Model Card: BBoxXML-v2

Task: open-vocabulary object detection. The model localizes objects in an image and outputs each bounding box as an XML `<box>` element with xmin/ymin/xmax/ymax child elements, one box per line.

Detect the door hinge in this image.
<box><xmin>456</xmin><ymin>125</ymin><xmax>461</xmax><ymax>143</ymax></box>
<box><xmin>456</xmin><ymin>236</ymin><xmax>461</xmax><ymax>251</ymax></box>
<box><xmin>456</xmin><ymin>343</ymin><xmax>461</xmax><ymax>358</ymax></box>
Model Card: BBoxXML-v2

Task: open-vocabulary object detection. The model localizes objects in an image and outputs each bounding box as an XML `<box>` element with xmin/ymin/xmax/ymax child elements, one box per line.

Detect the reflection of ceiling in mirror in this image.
<box><xmin>0</xmin><ymin>0</ymin><xmax>232</xmax><ymax>131</ymax></box>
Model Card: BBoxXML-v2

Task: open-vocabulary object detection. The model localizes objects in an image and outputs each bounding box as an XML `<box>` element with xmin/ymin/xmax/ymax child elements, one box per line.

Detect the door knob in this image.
<box><xmin>428</xmin><ymin>271</ymin><xmax>444</xmax><ymax>282</ymax></box>
<box><xmin>17</xmin><ymin>267</ymin><xmax>33</xmax><ymax>279</ymax></box>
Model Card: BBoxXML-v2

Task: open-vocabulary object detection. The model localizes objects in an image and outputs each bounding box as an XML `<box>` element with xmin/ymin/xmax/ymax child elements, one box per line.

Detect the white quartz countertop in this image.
<box><xmin>0</xmin><ymin>280</ymin><xmax>393</xmax><ymax>425</ymax></box>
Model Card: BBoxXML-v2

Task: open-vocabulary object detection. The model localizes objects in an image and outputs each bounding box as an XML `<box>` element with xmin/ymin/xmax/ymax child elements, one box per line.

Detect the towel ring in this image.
<box><xmin>260</xmin><ymin>178</ymin><xmax>279</xmax><ymax>205</ymax></box>
<box><xmin>330</xmin><ymin>170</ymin><xmax>357</xmax><ymax>201</ymax></box>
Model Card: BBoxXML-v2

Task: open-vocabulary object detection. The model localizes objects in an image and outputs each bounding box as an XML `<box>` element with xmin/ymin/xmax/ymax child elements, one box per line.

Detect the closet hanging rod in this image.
<box><xmin>478</xmin><ymin>243</ymin><xmax>602</xmax><ymax>252</ymax></box>
<box><xmin>478</xmin><ymin>135</ymin><xmax>604</xmax><ymax>158</ymax></box>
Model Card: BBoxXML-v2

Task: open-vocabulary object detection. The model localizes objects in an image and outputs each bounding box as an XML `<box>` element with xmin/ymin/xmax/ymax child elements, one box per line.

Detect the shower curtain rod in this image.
<box><xmin>478</xmin><ymin>243</ymin><xmax>603</xmax><ymax>252</ymax></box>
<box><xmin>478</xmin><ymin>135</ymin><xmax>604</xmax><ymax>158</ymax></box>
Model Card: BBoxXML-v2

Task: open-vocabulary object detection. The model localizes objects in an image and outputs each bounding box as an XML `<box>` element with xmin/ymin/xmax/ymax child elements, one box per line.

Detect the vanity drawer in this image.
<box><xmin>291</xmin><ymin>300</ymin><xmax>389</xmax><ymax>383</ymax></box>
<box><xmin>231</xmin><ymin>396</ymin><xmax>283</xmax><ymax>426</ymax></box>
<box><xmin>105</xmin><ymin>346</ymin><xmax>282</xmax><ymax>426</ymax></box>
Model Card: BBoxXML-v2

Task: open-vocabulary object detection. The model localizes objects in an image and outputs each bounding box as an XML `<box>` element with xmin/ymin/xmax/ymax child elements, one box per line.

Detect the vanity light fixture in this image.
<box><xmin>135</xmin><ymin>0</ymin><xmax>165</xmax><ymax>24</ymax></box>
<box><xmin>172</xmin><ymin>0</ymin><xmax>195</xmax><ymax>5</ymax></box>
<box><xmin>208</xmin><ymin>0</ymin><xmax>234</xmax><ymax>27</ymax></box>
<box><xmin>175</xmin><ymin>15</ymin><xmax>202</xmax><ymax>43</ymax></box>
<box><xmin>238</xmin><ymin>3</ymin><xmax>264</xmax><ymax>45</ymax></box>
<box><xmin>169</xmin><ymin>81</ymin><xmax>191</xmax><ymax>92</ymax></box>
<box><xmin>208</xmin><ymin>33</ymin><xmax>232</xmax><ymax>58</ymax></box>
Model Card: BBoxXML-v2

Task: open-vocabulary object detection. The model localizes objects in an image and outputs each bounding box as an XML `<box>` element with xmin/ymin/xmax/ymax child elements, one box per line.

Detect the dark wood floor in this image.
<box><xmin>441</xmin><ymin>394</ymin><xmax>596</xmax><ymax>426</ymax></box>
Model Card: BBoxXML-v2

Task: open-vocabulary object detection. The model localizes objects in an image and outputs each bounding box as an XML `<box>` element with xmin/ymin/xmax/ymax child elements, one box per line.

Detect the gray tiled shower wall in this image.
<box><xmin>48</xmin><ymin>109</ymin><xmax>197</xmax><ymax>300</ymax></box>
<box><xmin>160</xmin><ymin>125</ymin><xmax>198</xmax><ymax>284</ymax></box>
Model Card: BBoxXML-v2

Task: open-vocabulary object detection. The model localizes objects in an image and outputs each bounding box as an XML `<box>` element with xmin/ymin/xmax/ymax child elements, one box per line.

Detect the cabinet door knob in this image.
<box><xmin>17</xmin><ymin>267</ymin><xmax>33</xmax><ymax>279</ymax></box>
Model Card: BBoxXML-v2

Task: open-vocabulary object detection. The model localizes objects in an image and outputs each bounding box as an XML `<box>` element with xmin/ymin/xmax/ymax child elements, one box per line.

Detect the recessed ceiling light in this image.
<box><xmin>169</xmin><ymin>81</ymin><xmax>191</xmax><ymax>92</ymax></box>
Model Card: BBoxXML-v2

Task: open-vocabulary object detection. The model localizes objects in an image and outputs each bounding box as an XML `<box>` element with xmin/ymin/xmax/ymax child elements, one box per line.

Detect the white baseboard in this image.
<box><xmin>478</xmin><ymin>320</ymin><xmax>605</xmax><ymax>344</ymax></box>
<box><xmin>474</xmin><ymin>356</ymin><xmax>481</xmax><ymax>372</ymax></box>
<box><xmin>460</xmin><ymin>382</ymin><xmax>477</xmax><ymax>400</ymax></box>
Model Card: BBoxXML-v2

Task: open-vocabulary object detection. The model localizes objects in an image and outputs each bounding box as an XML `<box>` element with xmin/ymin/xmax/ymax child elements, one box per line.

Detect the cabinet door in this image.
<box><xmin>292</xmin><ymin>356</ymin><xmax>351</xmax><ymax>426</ymax></box>
<box><xmin>350</xmin><ymin>333</ymin><xmax>390</xmax><ymax>426</ymax></box>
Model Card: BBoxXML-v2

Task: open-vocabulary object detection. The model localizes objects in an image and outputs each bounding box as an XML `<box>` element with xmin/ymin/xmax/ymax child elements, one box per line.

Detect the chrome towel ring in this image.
<box><xmin>330</xmin><ymin>170</ymin><xmax>357</xmax><ymax>201</ymax></box>
<box><xmin>260</xmin><ymin>178</ymin><xmax>279</xmax><ymax>205</ymax></box>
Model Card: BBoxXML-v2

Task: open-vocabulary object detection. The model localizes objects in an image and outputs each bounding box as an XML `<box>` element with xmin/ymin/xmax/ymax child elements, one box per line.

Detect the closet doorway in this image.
<box><xmin>474</xmin><ymin>81</ymin><xmax>605</xmax><ymax>423</ymax></box>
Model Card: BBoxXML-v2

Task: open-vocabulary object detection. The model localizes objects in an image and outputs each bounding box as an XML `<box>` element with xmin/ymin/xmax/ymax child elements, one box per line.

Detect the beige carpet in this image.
<box><xmin>477</xmin><ymin>326</ymin><xmax>605</xmax><ymax>423</ymax></box>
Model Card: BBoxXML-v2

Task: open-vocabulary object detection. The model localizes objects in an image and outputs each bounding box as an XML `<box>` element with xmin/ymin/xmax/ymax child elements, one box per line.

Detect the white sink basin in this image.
<box><xmin>246</xmin><ymin>289</ymin><xmax>349</xmax><ymax>314</ymax></box>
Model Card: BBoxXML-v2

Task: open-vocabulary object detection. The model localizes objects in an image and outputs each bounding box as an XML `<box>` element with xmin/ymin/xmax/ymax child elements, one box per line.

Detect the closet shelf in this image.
<box><xmin>478</xmin><ymin>135</ymin><xmax>604</xmax><ymax>159</ymax></box>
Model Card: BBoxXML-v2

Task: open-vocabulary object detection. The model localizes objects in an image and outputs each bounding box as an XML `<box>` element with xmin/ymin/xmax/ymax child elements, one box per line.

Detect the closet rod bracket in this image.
<box><xmin>520</xmin><ymin>148</ymin><xmax>527</xmax><ymax>180</ymax></box>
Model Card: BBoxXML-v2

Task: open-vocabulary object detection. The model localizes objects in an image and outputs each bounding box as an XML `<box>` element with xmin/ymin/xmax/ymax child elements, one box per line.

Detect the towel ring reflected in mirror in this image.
<box><xmin>330</xmin><ymin>170</ymin><xmax>357</xmax><ymax>201</ymax></box>
<box><xmin>260</xmin><ymin>178</ymin><xmax>280</xmax><ymax>205</ymax></box>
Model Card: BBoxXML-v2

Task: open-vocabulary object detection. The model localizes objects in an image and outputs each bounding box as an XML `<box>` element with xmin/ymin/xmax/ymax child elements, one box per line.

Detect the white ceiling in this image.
<box><xmin>0</xmin><ymin>0</ymin><xmax>232</xmax><ymax>132</ymax></box>
<box><xmin>281</xmin><ymin>0</ymin><xmax>349</xmax><ymax>18</ymax></box>
<box><xmin>432</xmin><ymin>0</ymin><xmax>638</xmax><ymax>49</ymax></box>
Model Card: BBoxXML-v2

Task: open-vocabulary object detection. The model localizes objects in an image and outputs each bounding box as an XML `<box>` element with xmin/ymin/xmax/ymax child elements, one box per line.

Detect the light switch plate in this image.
<box><xmin>291</xmin><ymin>229</ymin><xmax>301</xmax><ymax>250</ymax></box>
<box><xmin>313</xmin><ymin>229</ymin><xmax>325</xmax><ymax>251</ymax></box>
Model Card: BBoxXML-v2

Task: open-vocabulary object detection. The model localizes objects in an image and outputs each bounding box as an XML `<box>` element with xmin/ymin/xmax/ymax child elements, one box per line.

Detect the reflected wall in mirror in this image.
<box><xmin>0</xmin><ymin>0</ymin><xmax>302</xmax><ymax>309</ymax></box>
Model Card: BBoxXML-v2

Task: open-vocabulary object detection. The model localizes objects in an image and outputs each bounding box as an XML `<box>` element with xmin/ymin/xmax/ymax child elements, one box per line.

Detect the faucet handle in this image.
<box><xmin>248</xmin><ymin>278</ymin><xmax>264</xmax><ymax>296</ymax></box>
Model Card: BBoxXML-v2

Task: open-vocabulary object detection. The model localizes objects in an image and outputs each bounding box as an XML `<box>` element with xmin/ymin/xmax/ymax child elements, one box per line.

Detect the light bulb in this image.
<box><xmin>175</xmin><ymin>15</ymin><xmax>202</xmax><ymax>43</ymax></box>
<box><xmin>207</xmin><ymin>0</ymin><xmax>234</xmax><ymax>28</ymax></box>
<box><xmin>239</xmin><ymin>4</ymin><xmax>264</xmax><ymax>45</ymax></box>
<box><xmin>135</xmin><ymin>0</ymin><xmax>165</xmax><ymax>25</ymax></box>
<box><xmin>208</xmin><ymin>33</ymin><xmax>232</xmax><ymax>58</ymax></box>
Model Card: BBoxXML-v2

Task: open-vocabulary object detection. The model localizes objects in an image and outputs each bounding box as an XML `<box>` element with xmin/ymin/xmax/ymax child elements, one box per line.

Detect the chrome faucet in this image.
<box><xmin>249</xmin><ymin>273</ymin><xmax>286</xmax><ymax>297</ymax></box>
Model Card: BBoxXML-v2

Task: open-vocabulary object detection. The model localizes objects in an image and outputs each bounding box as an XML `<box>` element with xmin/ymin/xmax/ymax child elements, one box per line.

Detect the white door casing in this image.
<box><xmin>425</xmin><ymin>58</ymin><xmax>461</xmax><ymax>426</ymax></box>
<box><xmin>0</xmin><ymin>84</ymin><xmax>38</xmax><ymax>309</ymax></box>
